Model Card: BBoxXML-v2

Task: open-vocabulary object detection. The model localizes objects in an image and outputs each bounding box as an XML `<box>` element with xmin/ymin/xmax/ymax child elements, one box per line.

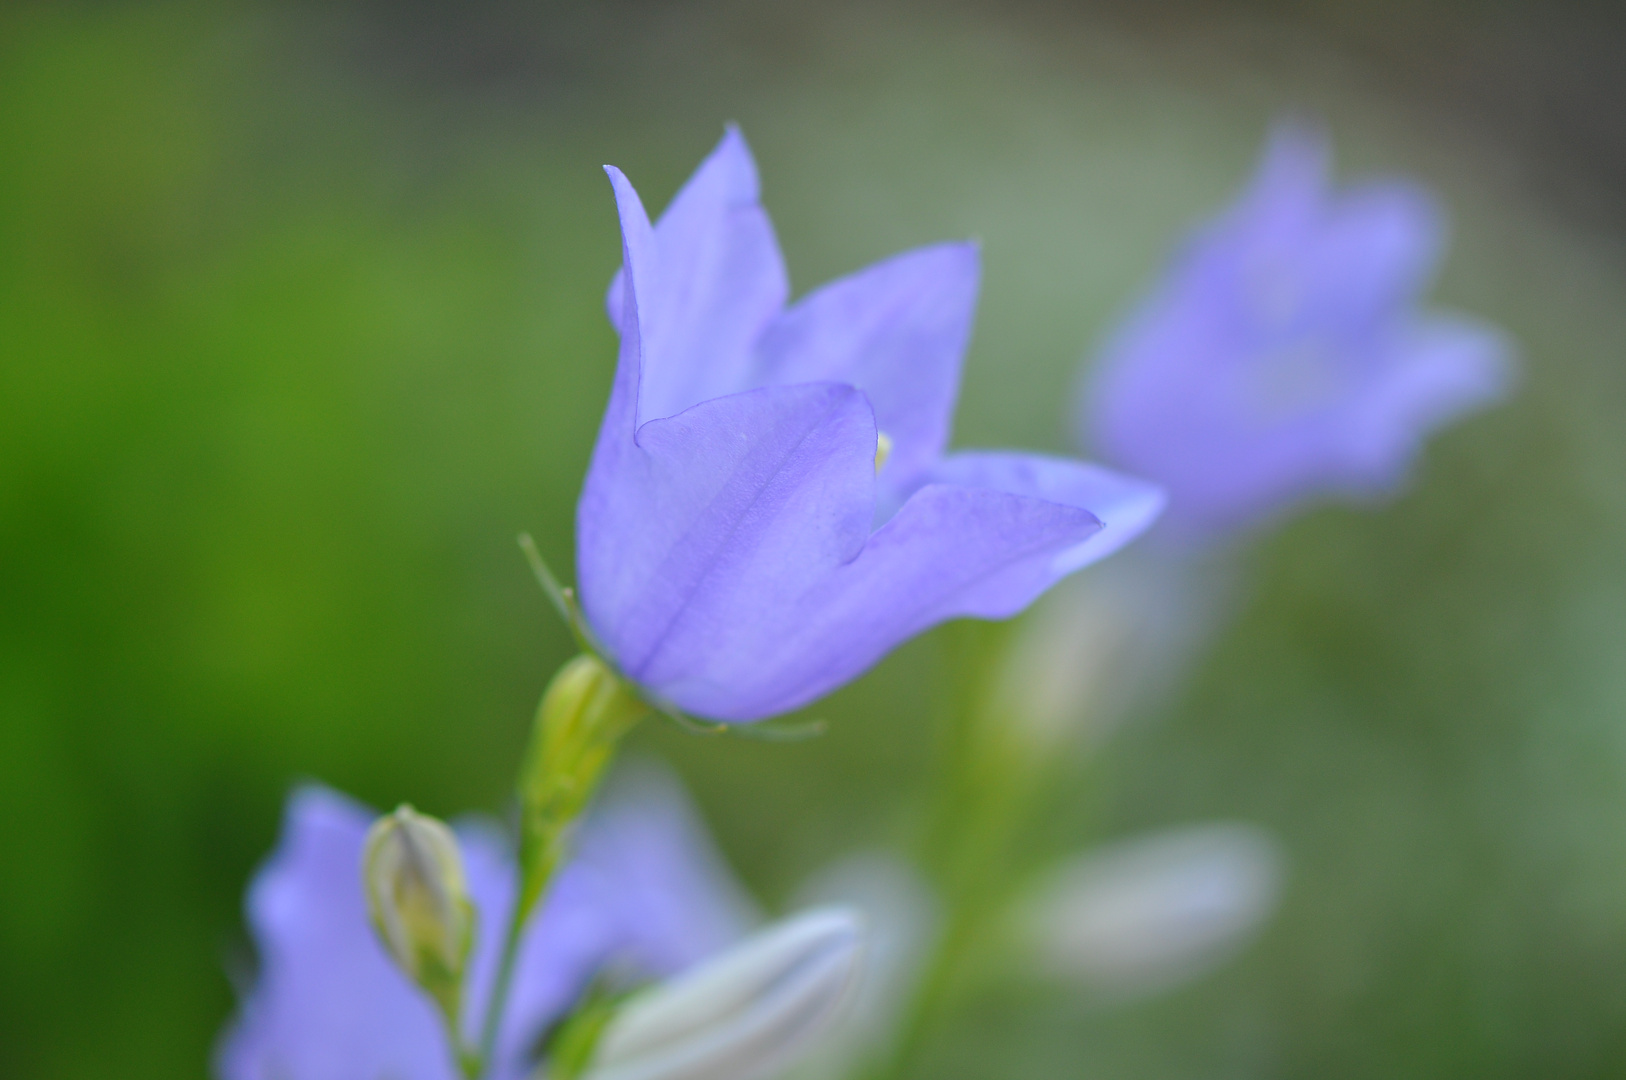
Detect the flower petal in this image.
<box><xmin>1337</xmin><ymin>313</ymin><xmax>1517</xmax><ymax>489</ymax></box>
<box><xmin>925</xmin><ymin>452</ymin><xmax>1164</xmax><ymax>571</ymax></box>
<box><xmin>464</xmin><ymin>828</ymin><xmax>619</xmax><ymax>1080</ymax></box>
<box><xmin>605</xmin><ymin>129</ymin><xmax>789</xmax><ymax>425</ymax></box>
<box><xmin>1310</xmin><ymin>180</ymin><xmax>1442</xmax><ymax>329</ymax></box>
<box><xmin>576</xmin><ymin>761</ymin><xmax>758</xmax><ymax>976</ymax></box>
<box><xmin>1225</xmin><ymin>121</ymin><xmax>1330</xmax><ymax>252</ymax></box>
<box><xmin>754</xmin><ymin>243</ymin><xmax>979</xmax><ymax>501</ymax></box>
<box><xmin>590</xmin><ymin>166</ymin><xmax>657</xmax><ymax>472</ymax></box>
<box><xmin>666</xmin><ymin>483</ymin><xmax>1105</xmax><ymax>721</ymax></box>
<box><xmin>579</xmin><ymin>380</ymin><xmax>879</xmax><ymax>708</ymax></box>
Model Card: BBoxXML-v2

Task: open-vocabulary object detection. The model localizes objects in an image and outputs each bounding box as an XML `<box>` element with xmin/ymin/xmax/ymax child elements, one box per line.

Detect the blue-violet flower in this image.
<box><xmin>580</xmin><ymin>128</ymin><xmax>1164</xmax><ymax>722</ymax></box>
<box><xmin>1080</xmin><ymin>122</ymin><xmax>1514</xmax><ymax>542</ymax></box>
<box><xmin>216</xmin><ymin>765</ymin><xmax>755</xmax><ymax>1080</ymax></box>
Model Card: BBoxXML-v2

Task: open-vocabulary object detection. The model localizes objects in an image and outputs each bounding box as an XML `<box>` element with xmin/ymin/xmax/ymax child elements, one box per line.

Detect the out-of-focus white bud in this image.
<box><xmin>584</xmin><ymin>907</ymin><xmax>865</xmax><ymax>1080</ymax></box>
<box><xmin>362</xmin><ymin>805</ymin><xmax>474</xmax><ymax>1020</ymax></box>
<box><xmin>787</xmin><ymin>854</ymin><xmax>938</xmax><ymax>1080</ymax></box>
<box><xmin>988</xmin><ymin>556</ymin><xmax>1238</xmax><ymax>756</ymax></box>
<box><xmin>1012</xmin><ymin>823</ymin><xmax>1283</xmax><ymax>997</ymax></box>
<box><xmin>988</xmin><ymin>572</ymin><xmax>1137</xmax><ymax>755</ymax></box>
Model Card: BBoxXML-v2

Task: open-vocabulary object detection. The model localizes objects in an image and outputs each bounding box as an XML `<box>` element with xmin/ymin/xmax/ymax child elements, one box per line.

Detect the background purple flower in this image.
<box><xmin>215</xmin><ymin>766</ymin><xmax>753</xmax><ymax>1080</ymax></box>
<box><xmin>578</xmin><ymin>128</ymin><xmax>1163</xmax><ymax>722</ymax></box>
<box><xmin>1081</xmin><ymin>122</ymin><xmax>1514</xmax><ymax>543</ymax></box>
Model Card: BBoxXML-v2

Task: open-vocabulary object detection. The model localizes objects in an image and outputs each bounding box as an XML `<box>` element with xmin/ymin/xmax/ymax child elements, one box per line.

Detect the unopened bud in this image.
<box><xmin>362</xmin><ymin>805</ymin><xmax>474</xmax><ymax>1021</ymax></box>
<box><xmin>518</xmin><ymin>654</ymin><xmax>649</xmax><ymax>918</ymax></box>
<box><xmin>1013</xmin><ymin>823</ymin><xmax>1282</xmax><ymax>997</ymax></box>
<box><xmin>787</xmin><ymin>854</ymin><xmax>937</xmax><ymax>1080</ymax></box>
<box><xmin>584</xmin><ymin>907</ymin><xmax>865</xmax><ymax>1080</ymax></box>
<box><xmin>987</xmin><ymin>555</ymin><xmax>1231</xmax><ymax>757</ymax></box>
<box><xmin>987</xmin><ymin>573</ymin><xmax>1136</xmax><ymax>755</ymax></box>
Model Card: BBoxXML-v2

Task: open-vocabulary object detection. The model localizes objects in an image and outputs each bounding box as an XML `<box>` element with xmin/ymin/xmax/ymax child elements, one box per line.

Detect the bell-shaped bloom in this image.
<box><xmin>1081</xmin><ymin>122</ymin><xmax>1514</xmax><ymax>542</ymax></box>
<box><xmin>578</xmin><ymin>128</ymin><xmax>1163</xmax><ymax>723</ymax></box>
<box><xmin>215</xmin><ymin>765</ymin><xmax>754</xmax><ymax>1080</ymax></box>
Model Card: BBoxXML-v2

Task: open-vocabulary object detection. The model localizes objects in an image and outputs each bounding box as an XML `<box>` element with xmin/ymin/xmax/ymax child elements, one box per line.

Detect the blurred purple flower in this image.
<box><xmin>579</xmin><ymin>128</ymin><xmax>1163</xmax><ymax>722</ymax></box>
<box><xmin>216</xmin><ymin>765</ymin><xmax>754</xmax><ymax>1080</ymax></box>
<box><xmin>1081</xmin><ymin>122</ymin><xmax>1514</xmax><ymax>542</ymax></box>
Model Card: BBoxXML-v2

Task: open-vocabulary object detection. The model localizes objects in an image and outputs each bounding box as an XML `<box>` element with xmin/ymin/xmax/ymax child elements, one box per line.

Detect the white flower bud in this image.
<box><xmin>987</xmin><ymin>556</ymin><xmax>1238</xmax><ymax>756</ymax></box>
<box><xmin>786</xmin><ymin>854</ymin><xmax>937</xmax><ymax>1080</ymax></box>
<box><xmin>362</xmin><ymin>805</ymin><xmax>474</xmax><ymax>1020</ymax></box>
<box><xmin>1013</xmin><ymin>823</ymin><xmax>1283</xmax><ymax>997</ymax></box>
<box><xmin>584</xmin><ymin>907</ymin><xmax>865</xmax><ymax>1080</ymax></box>
<box><xmin>988</xmin><ymin>571</ymin><xmax>1137</xmax><ymax>754</ymax></box>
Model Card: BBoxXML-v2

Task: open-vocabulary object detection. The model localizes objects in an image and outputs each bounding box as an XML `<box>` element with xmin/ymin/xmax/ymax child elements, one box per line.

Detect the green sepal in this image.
<box><xmin>540</xmin><ymin>982</ymin><xmax>632</xmax><ymax>1080</ymax></box>
<box><xmin>652</xmin><ymin>700</ymin><xmax>827</xmax><ymax>743</ymax></box>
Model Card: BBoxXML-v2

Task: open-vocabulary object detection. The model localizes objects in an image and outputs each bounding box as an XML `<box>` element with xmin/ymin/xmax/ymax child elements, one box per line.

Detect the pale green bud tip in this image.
<box><xmin>539</xmin><ymin>654</ymin><xmax>648</xmax><ymax>753</ymax></box>
<box><xmin>362</xmin><ymin>805</ymin><xmax>474</xmax><ymax>995</ymax></box>
<box><xmin>585</xmin><ymin>907</ymin><xmax>866</xmax><ymax>1080</ymax></box>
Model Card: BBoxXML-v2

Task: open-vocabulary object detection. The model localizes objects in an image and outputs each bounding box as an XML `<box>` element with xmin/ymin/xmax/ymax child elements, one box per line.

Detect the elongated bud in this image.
<box><xmin>517</xmin><ymin>654</ymin><xmax>648</xmax><ymax>918</ymax></box>
<box><xmin>788</xmin><ymin>854</ymin><xmax>938</xmax><ymax>1080</ymax></box>
<box><xmin>362</xmin><ymin>805</ymin><xmax>475</xmax><ymax>1022</ymax></box>
<box><xmin>583</xmin><ymin>907</ymin><xmax>865</xmax><ymax>1080</ymax></box>
<box><xmin>1012</xmin><ymin>823</ymin><xmax>1282</xmax><ymax>997</ymax></box>
<box><xmin>986</xmin><ymin>574</ymin><xmax>1135</xmax><ymax>756</ymax></box>
<box><xmin>986</xmin><ymin>558</ymin><xmax>1231</xmax><ymax>759</ymax></box>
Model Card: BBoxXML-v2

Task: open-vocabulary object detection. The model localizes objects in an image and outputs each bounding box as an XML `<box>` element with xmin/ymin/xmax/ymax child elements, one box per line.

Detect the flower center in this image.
<box><xmin>874</xmin><ymin>431</ymin><xmax>894</xmax><ymax>473</ymax></box>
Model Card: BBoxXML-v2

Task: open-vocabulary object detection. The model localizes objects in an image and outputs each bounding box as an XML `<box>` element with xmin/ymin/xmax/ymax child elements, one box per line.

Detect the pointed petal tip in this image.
<box><xmin>1253</xmin><ymin>116</ymin><xmax>1333</xmax><ymax>196</ymax></box>
<box><xmin>1415</xmin><ymin>313</ymin><xmax>1522</xmax><ymax>411</ymax></box>
<box><xmin>698</xmin><ymin>123</ymin><xmax>762</xmax><ymax>202</ymax></box>
<box><xmin>872</xmin><ymin>239</ymin><xmax>982</xmax><ymax>285</ymax></box>
<box><xmin>793</xmin><ymin>904</ymin><xmax>867</xmax><ymax>946</ymax></box>
<box><xmin>952</xmin><ymin>237</ymin><xmax>983</xmax><ymax>267</ymax></box>
<box><xmin>1266</xmin><ymin>113</ymin><xmax>1332</xmax><ymax>158</ymax></box>
<box><xmin>284</xmin><ymin>782</ymin><xmax>369</xmax><ymax>827</ymax></box>
<box><xmin>604</xmin><ymin>165</ymin><xmax>654</xmax><ymax>229</ymax></box>
<box><xmin>602</xmin><ymin>163</ymin><xmax>634</xmax><ymax>196</ymax></box>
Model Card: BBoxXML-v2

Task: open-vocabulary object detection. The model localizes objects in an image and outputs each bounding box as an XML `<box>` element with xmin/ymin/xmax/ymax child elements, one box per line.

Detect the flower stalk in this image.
<box><xmin>872</xmin><ymin>621</ymin><xmax>1096</xmax><ymax>1080</ymax></box>
<box><xmin>478</xmin><ymin>652</ymin><xmax>649</xmax><ymax>1072</ymax></box>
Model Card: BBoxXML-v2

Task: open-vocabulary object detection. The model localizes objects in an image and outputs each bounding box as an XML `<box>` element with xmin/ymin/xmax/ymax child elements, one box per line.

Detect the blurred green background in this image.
<box><xmin>5</xmin><ymin>1</ymin><xmax>1626</xmax><ymax>1077</ymax></box>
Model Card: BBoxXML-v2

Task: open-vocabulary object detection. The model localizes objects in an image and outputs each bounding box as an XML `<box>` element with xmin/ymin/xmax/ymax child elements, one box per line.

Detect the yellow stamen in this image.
<box><xmin>874</xmin><ymin>431</ymin><xmax>893</xmax><ymax>473</ymax></box>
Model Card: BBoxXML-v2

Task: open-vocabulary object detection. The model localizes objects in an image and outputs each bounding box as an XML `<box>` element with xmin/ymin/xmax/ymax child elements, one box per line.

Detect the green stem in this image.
<box><xmin>477</xmin><ymin>895</ymin><xmax>532</xmax><ymax>1074</ymax></box>
<box><xmin>874</xmin><ymin>779</ymin><xmax>1032</xmax><ymax>1079</ymax></box>
<box><xmin>872</xmin><ymin>623</ymin><xmax>1063</xmax><ymax>1079</ymax></box>
<box><xmin>875</xmin><ymin>902</ymin><xmax>979</xmax><ymax>1080</ymax></box>
<box><xmin>476</xmin><ymin>652</ymin><xmax>649</xmax><ymax>1077</ymax></box>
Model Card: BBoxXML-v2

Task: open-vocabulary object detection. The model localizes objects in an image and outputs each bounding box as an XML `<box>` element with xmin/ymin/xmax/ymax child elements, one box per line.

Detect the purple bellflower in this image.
<box><xmin>216</xmin><ymin>766</ymin><xmax>754</xmax><ymax>1080</ymax></box>
<box><xmin>578</xmin><ymin>128</ymin><xmax>1164</xmax><ymax>722</ymax></box>
<box><xmin>1081</xmin><ymin>123</ymin><xmax>1514</xmax><ymax>542</ymax></box>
